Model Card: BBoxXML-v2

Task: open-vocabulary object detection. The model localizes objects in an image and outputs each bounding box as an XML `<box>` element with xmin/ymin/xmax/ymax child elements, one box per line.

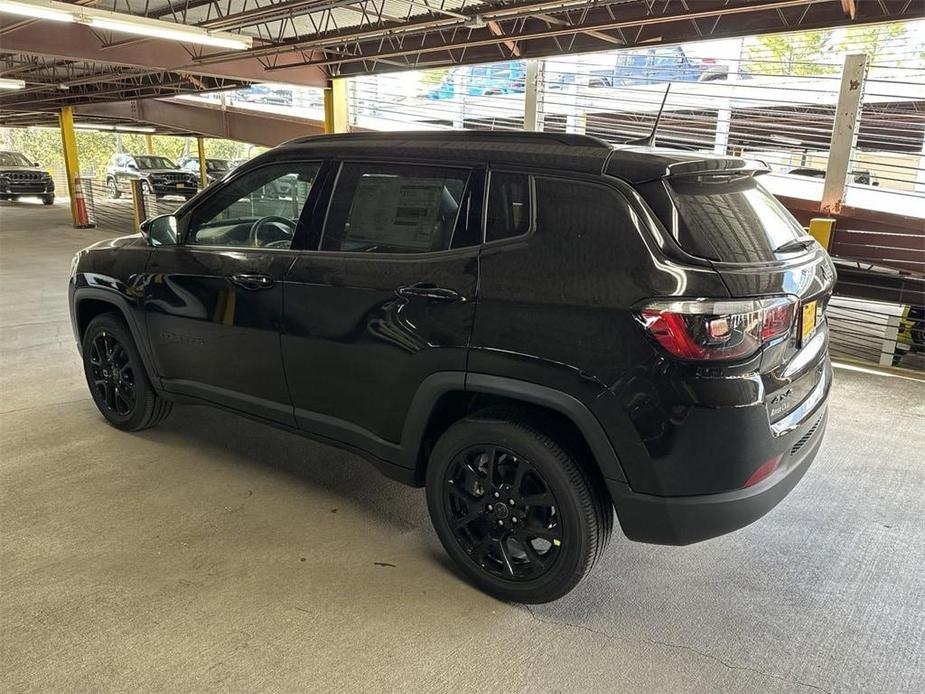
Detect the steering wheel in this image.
<box><xmin>247</xmin><ymin>216</ymin><xmax>296</xmax><ymax>248</ymax></box>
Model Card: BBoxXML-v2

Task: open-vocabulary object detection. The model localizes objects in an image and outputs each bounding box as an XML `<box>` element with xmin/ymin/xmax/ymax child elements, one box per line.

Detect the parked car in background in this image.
<box><xmin>233</xmin><ymin>85</ymin><xmax>293</xmax><ymax>106</ymax></box>
<box><xmin>426</xmin><ymin>62</ymin><xmax>526</xmax><ymax>99</ymax></box>
<box><xmin>788</xmin><ymin>167</ymin><xmax>880</xmax><ymax>186</ymax></box>
<box><xmin>105</xmin><ymin>154</ymin><xmax>199</xmax><ymax>200</ymax></box>
<box><xmin>426</xmin><ymin>49</ymin><xmax>728</xmax><ymax>100</ymax></box>
<box><xmin>69</xmin><ymin>131</ymin><xmax>833</xmax><ymax>603</ymax></box>
<box><xmin>589</xmin><ymin>47</ymin><xmax>728</xmax><ymax>87</ymax></box>
<box><xmin>177</xmin><ymin>156</ymin><xmax>235</xmax><ymax>184</ymax></box>
<box><xmin>0</xmin><ymin>150</ymin><xmax>55</xmax><ymax>205</ymax></box>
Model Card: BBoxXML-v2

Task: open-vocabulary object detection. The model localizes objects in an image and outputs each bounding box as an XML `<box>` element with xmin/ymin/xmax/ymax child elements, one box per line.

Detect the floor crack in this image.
<box><xmin>518</xmin><ymin>605</ymin><xmax>833</xmax><ymax>694</ymax></box>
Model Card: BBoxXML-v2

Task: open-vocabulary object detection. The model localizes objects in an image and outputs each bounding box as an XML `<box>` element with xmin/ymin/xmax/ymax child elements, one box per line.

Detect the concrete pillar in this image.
<box><xmin>58</xmin><ymin>106</ymin><xmax>81</xmax><ymax>227</ymax></box>
<box><xmin>524</xmin><ymin>59</ymin><xmax>545</xmax><ymax>132</ymax></box>
<box><xmin>821</xmin><ymin>53</ymin><xmax>868</xmax><ymax>215</ymax></box>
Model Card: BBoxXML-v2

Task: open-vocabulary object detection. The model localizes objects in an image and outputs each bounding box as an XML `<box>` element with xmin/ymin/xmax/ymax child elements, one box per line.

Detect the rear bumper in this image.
<box><xmin>607</xmin><ymin>406</ymin><xmax>827</xmax><ymax>545</ymax></box>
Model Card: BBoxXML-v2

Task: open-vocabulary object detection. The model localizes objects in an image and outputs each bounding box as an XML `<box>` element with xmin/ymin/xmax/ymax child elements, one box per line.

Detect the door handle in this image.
<box><xmin>230</xmin><ymin>273</ymin><xmax>274</xmax><ymax>290</ymax></box>
<box><xmin>397</xmin><ymin>283</ymin><xmax>465</xmax><ymax>303</ymax></box>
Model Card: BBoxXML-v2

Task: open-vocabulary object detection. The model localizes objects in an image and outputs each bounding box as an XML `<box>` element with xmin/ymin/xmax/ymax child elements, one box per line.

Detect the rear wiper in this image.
<box><xmin>774</xmin><ymin>236</ymin><xmax>816</xmax><ymax>254</ymax></box>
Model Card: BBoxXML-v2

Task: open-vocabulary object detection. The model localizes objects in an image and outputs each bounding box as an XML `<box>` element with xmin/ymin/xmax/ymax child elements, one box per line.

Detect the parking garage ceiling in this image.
<box><xmin>0</xmin><ymin>0</ymin><xmax>922</xmax><ymax>123</ymax></box>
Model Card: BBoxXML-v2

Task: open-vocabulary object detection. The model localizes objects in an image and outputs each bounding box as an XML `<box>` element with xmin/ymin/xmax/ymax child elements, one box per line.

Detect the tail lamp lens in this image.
<box><xmin>638</xmin><ymin>297</ymin><xmax>797</xmax><ymax>362</ymax></box>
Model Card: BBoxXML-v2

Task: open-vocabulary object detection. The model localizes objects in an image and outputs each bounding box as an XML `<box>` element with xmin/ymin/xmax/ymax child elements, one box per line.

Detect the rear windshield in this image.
<box><xmin>658</xmin><ymin>175</ymin><xmax>805</xmax><ymax>263</ymax></box>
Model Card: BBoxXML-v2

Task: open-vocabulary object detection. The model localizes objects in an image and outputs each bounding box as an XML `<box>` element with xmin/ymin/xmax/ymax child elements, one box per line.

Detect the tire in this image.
<box><xmin>81</xmin><ymin>312</ymin><xmax>172</xmax><ymax>431</ymax></box>
<box><xmin>107</xmin><ymin>178</ymin><xmax>120</xmax><ymax>199</ymax></box>
<box><xmin>425</xmin><ymin>408</ymin><xmax>613</xmax><ymax>603</ymax></box>
<box><xmin>42</xmin><ymin>194</ymin><xmax>54</xmax><ymax>206</ymax></box>
<box><xmin>140</xmin><ymin>180</ymin><xmax>151</xmax><ymax>195</ymax></box>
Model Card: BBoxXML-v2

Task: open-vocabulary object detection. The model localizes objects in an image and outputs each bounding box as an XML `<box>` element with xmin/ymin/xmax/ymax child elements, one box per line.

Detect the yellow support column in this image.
<box><xmin>58</xmin><ymin>106</ymin><xmax>82</xmax><ymax>227</ymax></box>
<box><xmin>323</xmin><ymin>78</ymin><xmax>348</xmax><ymax>134</ymax></box>
<box><xmin>145</xmin><ymin>134</ymin><xmax>154</xmax><ymax>155</ymax></box>
<box><xmin>196</xmin><ymin>136</ymin><xmax>208</xmax><ymax>190</ymax></box>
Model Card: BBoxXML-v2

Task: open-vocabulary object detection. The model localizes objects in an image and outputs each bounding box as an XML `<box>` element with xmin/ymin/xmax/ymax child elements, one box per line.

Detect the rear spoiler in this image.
<box><xmin>665</xmin><ymin>159</ymin><xmax>770</xmax><ymax>179</ymax></box>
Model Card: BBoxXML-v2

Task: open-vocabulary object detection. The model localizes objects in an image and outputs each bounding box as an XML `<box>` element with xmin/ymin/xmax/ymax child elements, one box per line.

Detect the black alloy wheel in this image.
<box><xmin>426</xmin><ymin>410</ymin><xmax>612</xmax><ymax>603</ymax></box>
<box><xmin>444</xmin><ymin>445</ymin><xmax>562</xmax><ymax>581</ymax></box>
<box><xmin>81</xmin><ymin>313</ymin><xmax>172</xmax><ymax>431</ymax></box>
<box><xmin>88</xmin><ymin>330</ymin><xmax>136</xmax><ymax>417</ymax></box>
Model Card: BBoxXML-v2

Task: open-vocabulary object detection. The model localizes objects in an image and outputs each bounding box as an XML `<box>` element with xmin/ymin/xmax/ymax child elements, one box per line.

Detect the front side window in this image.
<box><xmin>321</xmin><ymin>163</ymin><xmax>470</xmax><ymax>254</ymax></box>
<box><xmin>186</xmin><ymin>162</ymin><xmax>320</xmax><ymax>249</ymax></box>
<box><xmin>486</xmin><ymin>172</ymin><xmax>533</xmax><ymax>242</ymax></box>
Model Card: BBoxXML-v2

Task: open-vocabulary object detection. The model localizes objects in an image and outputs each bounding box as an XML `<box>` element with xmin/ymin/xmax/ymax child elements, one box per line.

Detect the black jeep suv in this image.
<box><xmin>69</xmin><ymin>132</ymin><xmax>834</xmax><ymax>603</ymax></box>
<box><xmin>105</xmin><ymin>153</ymin><xmax>198</xmax><ymax>200</ymax></box>
<box><xmin>0</xmin><ymin>150</ymin><xmax>55</xmax><ymax>205</ymax></box>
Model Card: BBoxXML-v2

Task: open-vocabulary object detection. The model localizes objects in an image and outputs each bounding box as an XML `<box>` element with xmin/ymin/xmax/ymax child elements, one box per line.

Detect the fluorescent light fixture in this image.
<box><xmin>0</xmin><ymin>78</ymin><xmax>26</xmax><ymax>90</ymax></box>
<box><xmin>0</xmin><ymin>1</ymin><xmax>252</xmax><ymax>50</ymax></box>
<box><xmin>0</xmin><ymin>0</ymin><xmax>73</xmax><ymax>22</ymax></box>
<box><xmin>86</xmin><ymin>16</ymin><xmax>252</xmax><ymax>50</ymax></box>
<box><xmin>74</xmin><ymin>123</ymin><xmax>157</xmax><ymax>133</ymax></box>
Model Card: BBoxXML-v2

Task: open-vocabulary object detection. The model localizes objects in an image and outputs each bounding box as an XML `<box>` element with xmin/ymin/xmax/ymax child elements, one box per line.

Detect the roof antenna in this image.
<box><xmin>627</xmin><ymin>83</ymin><xmax>671</xmax><ymax>147</ymax></box>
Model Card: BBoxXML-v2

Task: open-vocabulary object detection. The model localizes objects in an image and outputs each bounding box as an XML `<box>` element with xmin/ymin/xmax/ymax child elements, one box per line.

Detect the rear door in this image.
<box><xmin>282</xmin><ymin>160</ymin><xmax>482</xmax><ymax>450</ymax></box>
<box><xmin>143</xmin><ymin>160</ymin><xmax>323</xmax><ymax>425</ymax></box>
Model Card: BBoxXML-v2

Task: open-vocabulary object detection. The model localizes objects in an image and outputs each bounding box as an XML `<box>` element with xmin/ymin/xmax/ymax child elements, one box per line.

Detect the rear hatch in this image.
<box><xmin>626</xmin><ymin>153</ymin><xmax>836</xmax><ymax>429</ymax></box>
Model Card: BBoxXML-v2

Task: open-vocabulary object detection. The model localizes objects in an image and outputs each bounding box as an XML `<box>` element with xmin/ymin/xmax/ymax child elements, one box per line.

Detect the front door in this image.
<box><xmin>143</xmin><ymin>160</ymin><xmax>323</xmax><ymax>425</ymax></box>
<box><xmin>282</xmin><ymin>160</ymin><xmax>483</xmax><ymax>450</ymax></box>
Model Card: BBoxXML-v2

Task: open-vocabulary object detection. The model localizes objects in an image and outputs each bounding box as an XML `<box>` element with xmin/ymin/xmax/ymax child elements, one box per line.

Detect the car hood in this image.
<box><xmin>0</xmin><ymin>166</ymin><xmax>48</xmax><ymax>174</ymax></box>
<box><xmin>143</xmin><ymin>168</ymin><xmax>195</xmax><ymax>176</ymax></box>
<box><xmin>83</xmin><ymin>234</ymin><xmax>147</xmax><ymax>252</ymax></box>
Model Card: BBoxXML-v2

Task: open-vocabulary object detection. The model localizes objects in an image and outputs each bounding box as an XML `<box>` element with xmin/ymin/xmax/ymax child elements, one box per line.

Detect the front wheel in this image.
<box><xmin>140</xmin><ymin>180</ymin><xmax>151</xmax><ymax>195</ymax></box>
<box><xmin>82</xmin><ymin>313</ymin><xmax>171</xmax><ymax>431</ymax></box>
<box><xmin>107</xmin><ymin>178</ymin><xmax>120</xmax><ymax>199</ymax></box>
<box><xmin>425</xmin><ymin>410</ymin><xmax>613</xmax><ymax>603</ymax></box>
<box><xmin>42</xmin><ymin>194</ymin><xmax>54</xmax><ymax>206</ymax></box>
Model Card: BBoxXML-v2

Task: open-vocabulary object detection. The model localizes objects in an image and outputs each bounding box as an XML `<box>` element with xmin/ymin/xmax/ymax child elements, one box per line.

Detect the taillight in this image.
<box><xmin>637</xmin><ymin>297</ymin><xmax>797</xmax><ymax>362</ymax></box>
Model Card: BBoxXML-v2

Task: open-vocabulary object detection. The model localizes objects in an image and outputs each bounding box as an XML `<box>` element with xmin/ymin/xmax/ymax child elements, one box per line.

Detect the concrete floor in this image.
<box><xmin>1</xmin><ymin>200</ymin><xmax>924</xmax><ymax>693</ymax></box>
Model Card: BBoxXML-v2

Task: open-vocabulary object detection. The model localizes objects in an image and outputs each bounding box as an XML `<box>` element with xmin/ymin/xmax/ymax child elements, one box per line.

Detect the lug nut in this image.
<box><xmin>509</xmin><ymin>499</ymin><xmax>516</xmax><ymax>506</ymax></box>
<box><xmin>487</xmin><ymin>504</ymin><xmax>493</xmax><ymax>512</ymax></box>
<box><xmin>511</xmin><ymin>517</ymin><xmax>518</xmax><ymax>524</ymax></box>
<box><xmin>497</xmin><ymin>520</ymin><xmax>504</xmax><ymax>526</ymax></box>
<box><xmin>493</xmin><ymin>491</ymin><xmax>500</xmax><ymax>499</ymax></box>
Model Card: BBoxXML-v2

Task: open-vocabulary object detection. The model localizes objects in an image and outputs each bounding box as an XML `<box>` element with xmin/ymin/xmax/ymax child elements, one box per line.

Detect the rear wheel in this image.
<box><xmin>426</xmin><ymin>409</ymin><xmax>612</xmax><ymax>603</ymax></box>
<box><xmin>82</xmin><ymin>313</ymin><xmax>171</xmax><ymax>431</ymax></box>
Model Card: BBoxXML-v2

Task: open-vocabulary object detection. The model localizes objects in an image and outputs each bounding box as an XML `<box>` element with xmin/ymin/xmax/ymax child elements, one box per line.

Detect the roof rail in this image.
<box><xmin>283</xmin><ymin>130</ymin><xmax>613</xmax><ymax>149</ymax></box>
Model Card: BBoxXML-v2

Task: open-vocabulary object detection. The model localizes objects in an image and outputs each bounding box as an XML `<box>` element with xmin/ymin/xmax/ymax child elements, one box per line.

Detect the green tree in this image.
<box><xmin>743</xmin><ymin>30</ymin><xmax>837</xmax><ymax>76</ymax></box>
<box><xmin>837</xmin><ymin>22</ymin><xmax>907</xmax><ymax>65</ymax></box>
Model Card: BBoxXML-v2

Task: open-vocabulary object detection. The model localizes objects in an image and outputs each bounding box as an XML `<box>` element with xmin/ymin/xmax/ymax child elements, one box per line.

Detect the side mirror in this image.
<box><xmin>140</xmin><ymin>214</ymin><xmax>178</xmax><ymax>247</ymax></box>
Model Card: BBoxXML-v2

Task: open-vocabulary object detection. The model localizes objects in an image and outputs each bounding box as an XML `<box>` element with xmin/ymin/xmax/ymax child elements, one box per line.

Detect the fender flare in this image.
<box><xmin>400</xmin><ymin>371</ymin><xmax>627</xmax><ymax>484</ymax></box>
<box><xmin>71</xmin><ymin>284</ymin><xmax>162</xmax><ymax>390</ymax></box>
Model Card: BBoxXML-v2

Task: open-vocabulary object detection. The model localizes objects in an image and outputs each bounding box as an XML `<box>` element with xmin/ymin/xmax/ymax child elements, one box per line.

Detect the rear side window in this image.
<box><xmin>657</xmin><ymin>175</ymin><xmax>804</xmax><ymax>263</ymax></box>
<box><xmin>486</xmin><ymin>172</ymin><xmax>533</xmax><ymax>242</ymax></box>
<box><xmin>322</xmin><ymin>163</ymin><xmax>470</xmax><ymax>253</ymax></box>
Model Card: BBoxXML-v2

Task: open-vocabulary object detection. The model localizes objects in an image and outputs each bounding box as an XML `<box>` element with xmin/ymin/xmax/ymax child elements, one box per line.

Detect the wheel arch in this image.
<box><xmin>402</xmin><ymin>373</ymin><xmax>627</xmax><ymax>488</ymax></box>
<box><xmin>72</xmin><ymin>288</ymin><xmax>161</xmax><ymax>390</ymax></box>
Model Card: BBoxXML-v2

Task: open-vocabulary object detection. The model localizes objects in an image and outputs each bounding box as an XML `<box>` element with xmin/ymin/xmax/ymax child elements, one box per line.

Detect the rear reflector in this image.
<box><xmin>744</xmin><ymin>454</ymin><xmax>783</xmax><ymax>488</ymax></box>
<box><xmin>637</xmin><ymin>297</ymin><xmax>797</xmax><ymax>362</ymax></box>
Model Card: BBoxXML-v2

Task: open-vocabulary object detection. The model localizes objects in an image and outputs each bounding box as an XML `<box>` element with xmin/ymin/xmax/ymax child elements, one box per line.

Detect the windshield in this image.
<box><xmin>134</xmin><ymin>156</ymin><xmax>176</xmax><ymax>170</ymax></box>
<box><xmin>664</xmin><ymin>175</ymin><xmax>805</xmax><ymax>263</ymax></box>
<box><xmin>0</xmin><ymin>152</ymin><xmax>34</xmax><ymax>167</ymax></box>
